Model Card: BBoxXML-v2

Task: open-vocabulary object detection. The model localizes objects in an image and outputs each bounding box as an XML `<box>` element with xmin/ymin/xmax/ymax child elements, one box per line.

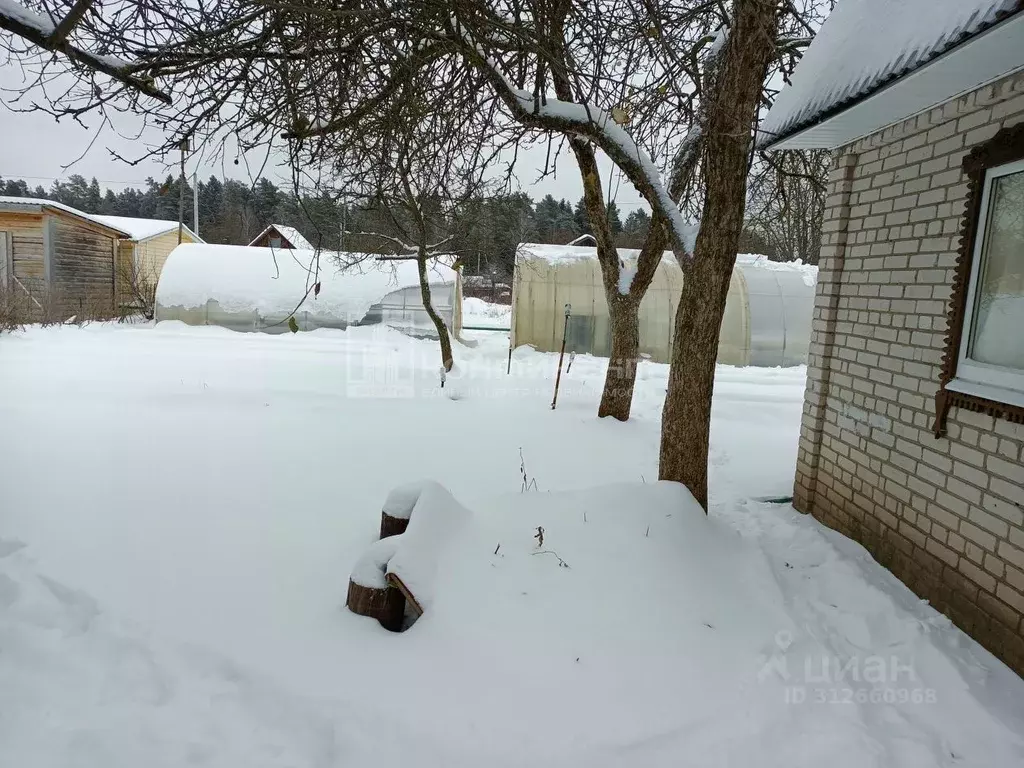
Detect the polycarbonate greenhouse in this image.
<box><xmin>155</xmin><ymin>244</ymin><xmax>461</xmax><ymax>335</ymax></box>
<box><xmin>510</xmin><ymin>244</ymin><xmax>817</xmax><ymax>366</ymax></box>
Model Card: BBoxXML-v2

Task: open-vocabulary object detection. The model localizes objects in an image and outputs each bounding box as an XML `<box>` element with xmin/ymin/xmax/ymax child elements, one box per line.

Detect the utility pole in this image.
<box><xmin>339</xmin><ymin>201</ymin><xmax>346</xmax><ymax>252</ymax></box>
<box><xmin>177</xmin><ymin>137</ymin><xmax>189</xmax><ymax>245</ymax></box>
<box><xmin>193</xmin><ymin>171</ymin><xmax>199</xmax><ymax>237</ymax></box>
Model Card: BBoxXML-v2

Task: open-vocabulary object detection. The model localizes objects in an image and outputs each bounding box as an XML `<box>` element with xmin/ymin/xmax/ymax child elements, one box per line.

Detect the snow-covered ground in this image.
<box><xmin>1</xmin><ymin>317</ymin><xmax>1023</xmax><ymax>767</ymax></box>
<box><xmin>462</xmin><ymin>295</ymin><xmax>512</xmax><ymax>328</ymax></box>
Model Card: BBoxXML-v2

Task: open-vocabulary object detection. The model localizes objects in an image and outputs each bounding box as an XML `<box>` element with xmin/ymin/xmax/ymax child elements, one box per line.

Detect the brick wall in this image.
<box><xmin>795</xmin><ymin>71</ymin><xmax>1024</xmax><ymax>675</ymax></box>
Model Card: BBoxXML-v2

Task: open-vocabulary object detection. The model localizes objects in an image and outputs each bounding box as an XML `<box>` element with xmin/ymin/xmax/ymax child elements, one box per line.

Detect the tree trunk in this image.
<box><xmin>658</xmin><ymin>0</ymin><xmax>778</xmax><ymax>510</ymax></box>
<box><xmin>417</xmin><ymin>253</ymin><xmax>453</xmax><ymax>372</ymax></box>
<box><xmin>659</xmin><ymin>256</ymin><xmax>735</xmax><ymax>510</ymax></box>
<box><xmin>598</xmin><ymin>295</ymin><xmax>640</xmax><ymax>420</ymax></box>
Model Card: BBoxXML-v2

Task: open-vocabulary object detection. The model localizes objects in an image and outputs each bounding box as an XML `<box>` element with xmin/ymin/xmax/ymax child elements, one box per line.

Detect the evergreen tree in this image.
<box><xmin>605</xmin><ymin>200</ymin><xmax>623</xmax><ymax>235</ymax></box>
<box><xmin>534</xmin><ymin>194</ymin><xmax>561</xmax><ymax>242</ymax></box>
<box><xmin>0</xmin><ymin>172</ymin><xmax>594</xmax><ymax>255</ymax></box>
<box><xmin>86</xmin><ymin>178</ymin><xmax>102</xmax><ymax>212</ymax></box>
<box><xmin>573</xmin><ymin>196</ymin><xmax>589</xmax><ymax>234</ymax></box>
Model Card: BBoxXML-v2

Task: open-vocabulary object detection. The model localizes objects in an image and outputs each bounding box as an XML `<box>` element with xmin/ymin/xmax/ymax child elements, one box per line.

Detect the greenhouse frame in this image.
<box><xmin>155</xmin><ymin>244</ymin><xmax>461</xmax><ymax>335</ymax></box>
<box><xmin>510</xmin><ymin>243</ymin><xmax>817</xmax><ymax>366</ymax></box>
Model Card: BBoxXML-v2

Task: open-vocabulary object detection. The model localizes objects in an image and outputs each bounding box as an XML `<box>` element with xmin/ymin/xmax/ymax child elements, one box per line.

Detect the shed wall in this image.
<box><xmin>50</xmin><ymin>216</ymin><xmax>116</xmax><ymax>318</ymax></box>
<box><xmin>794</xmin><ymin>71</ymin><xmax>1024</xmax><ymax>674</ymax></box>
<box><xmin>0</xmin><ymin>211</ymin><xmax>45</xmax><ymax>299</ymax></box>
<box><xmin>137</xmin><ymin>228</ymin><xmax>197</xmax><ymax>282</ymax></box>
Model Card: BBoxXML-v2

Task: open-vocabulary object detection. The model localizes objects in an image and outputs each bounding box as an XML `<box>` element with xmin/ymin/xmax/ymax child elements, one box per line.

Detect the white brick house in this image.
<box><xmin>762</xmin><ymin>1</ymin><xmax>1024</xmax><ymax>674</ymax></box>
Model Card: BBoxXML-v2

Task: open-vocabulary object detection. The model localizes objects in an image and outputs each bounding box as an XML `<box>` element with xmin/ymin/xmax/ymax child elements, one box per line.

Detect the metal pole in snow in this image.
<box><xmin>176</xmin><ymin>137</ymin><xmax>189</xmax><ymax>245</ymax></box>
<box><xmin>193</xmin><ymin>171</ymin><xmax>199</xmax><ymax>236</ymax></box>
<box><xmin>551</xmin><ymin>303</ymin><xmax>571</xmax><ymax>410</ymax></box>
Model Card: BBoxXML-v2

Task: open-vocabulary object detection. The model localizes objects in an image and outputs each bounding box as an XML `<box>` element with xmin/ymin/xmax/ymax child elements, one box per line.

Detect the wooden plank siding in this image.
<box><xmin>137</xmin><ymin>227</ymin><xmax>197</xmax><ymax>284</ymax></box>
<box><xmin>115</xmin><ymin>239</ymin><xmax>136</xmax><ymax>309</ymax></box>
<box><xmin>50</xmin><ymin>216</ymin><xmax>117</xmax><ymax>318</ymax></box>
<box><xmin>118</xmin><ymin>227</ymin><xmax>197</xmax><ymax>311</ymax></box>
<box><xmin>0</xmin><ymin>211</ymin><xmax>46</xmax><ymax>300</ymax></box>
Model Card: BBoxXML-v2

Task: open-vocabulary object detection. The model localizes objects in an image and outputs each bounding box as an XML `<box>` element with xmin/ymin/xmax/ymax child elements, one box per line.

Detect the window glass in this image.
<box><xmin>269</xmin><ymin>237</ymin><xmax>282</xmax><ymax>248</ymax></box>
<box><xmin>968</xmin><ymin>168</ymin><xmax>1024</xmax><ymax>370</ymax></box>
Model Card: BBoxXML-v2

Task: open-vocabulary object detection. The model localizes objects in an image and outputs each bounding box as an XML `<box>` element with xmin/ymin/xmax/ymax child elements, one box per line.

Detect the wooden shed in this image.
<box><xmin>89</xmin><ymin>215</ymin><xmax>202</xmax><ymax>311</ymax></box>
<box><xmin>0</xmin><ymin>196</ymin><xmax>129</xmax><ymax>321</ymax></box>
<box><xmin>248</xmin><ymin>224</ymin><xmax>315</xmax><ymax>250</ymax></box>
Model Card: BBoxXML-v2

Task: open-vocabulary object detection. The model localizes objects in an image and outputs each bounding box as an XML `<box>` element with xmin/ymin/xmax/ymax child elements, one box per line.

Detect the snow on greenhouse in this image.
<box><xmin>155</xmin><ymin>244</ymin><xmax>461</xmax><ymax>335</ymax></box>
<box><xmin>511</xmin><ymin>243</ymin><xmax>816</xmax><ymax>366</ymax></box>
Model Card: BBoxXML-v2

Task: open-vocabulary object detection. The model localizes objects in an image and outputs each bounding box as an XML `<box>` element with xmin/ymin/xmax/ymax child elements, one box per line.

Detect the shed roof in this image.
<box><xmin>248</xmin><ymin>224</ymin><xmax>315</xmax><ymax>251</ymax></box>
<box><xmin>90</xmin><ymin>214</ymin><xmax>203</xmax><ymax>243</ymax></box>
<box><xmin>0</xmin><ymin>196</ymin><xmax>202</xmax><ymax>243</ymax></box>
<box><xmin>0</xmin><ymin>195</ymin><xmax>131</xmax><ymax>237</ymax></box>
<box><xmin>761</xmin><ymin>0</ymin><xmax>1024</xmax><ymax>150</ymax></box>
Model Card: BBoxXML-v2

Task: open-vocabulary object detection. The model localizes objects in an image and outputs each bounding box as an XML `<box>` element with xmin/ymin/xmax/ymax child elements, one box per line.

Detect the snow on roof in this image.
<box><xmin>735</xmin><ymin>253</ymin><xmax>818</xmax><ymax>288</ymax></box>
<box><xmin>155</xmin><ymin>243</ymin><xmax>457</xmax><ymax>321</ymax></box>
<box><xmin>516</xmin><ymin>242</ymin><xmax>647</xmax><ymax>266</ymax></box>
<box><xmin>248</xmin><ymin>224</ymin><xmax>315</xmax><ymax>251</ymax></box>
<box><xmin>761</xmin><ymin>0</ymin><xmax>1024</xmax><ymax>147</ymax></box>
<box><xmin>0</xmin><ymin>196</ymin><xmax>131</xmax><ymax>236</ymax></box>
<box><xmin>566</xmin><ymin>234</ymin><xmax>597</xmax><ymax>246</ymax></box>
<box><xmin>0</xmin><ymin>196</ymin><xmax>200</xmax><ymax>242</ymax></box>
<box><xmin>90</xmin><ymin>215</ymin><xmax>202</xmax><ymax>243</ymax></box>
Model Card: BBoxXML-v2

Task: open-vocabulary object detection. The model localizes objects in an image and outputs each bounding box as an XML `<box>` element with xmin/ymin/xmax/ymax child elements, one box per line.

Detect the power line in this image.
<box><xmin>0</xmin><ymin>172</ymin><xmax>156</xmax><ymax>185</ymax></box>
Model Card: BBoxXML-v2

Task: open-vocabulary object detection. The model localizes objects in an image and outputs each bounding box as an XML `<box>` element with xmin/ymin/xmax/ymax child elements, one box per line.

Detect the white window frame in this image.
<box><xmin>946</xmin><ymin>157</ymin><xmax>1024</xmax><ymax>410</ymax></box>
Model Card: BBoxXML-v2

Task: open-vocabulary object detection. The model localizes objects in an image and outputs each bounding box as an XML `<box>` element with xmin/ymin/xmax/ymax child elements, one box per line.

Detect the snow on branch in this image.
<box><xmin>0</xmin><ymin>0</ymin><xmax>170</xmax><ymax>103</ymax></box>
<box><xmin>453</xmin><ymin>19</ymin><xmax>696</xmax><ymax>261</ymax></box>
<box><xmin>345</xmin><ymin>231</ymin><xmax>455</xmax><ymax>261</ymax></box>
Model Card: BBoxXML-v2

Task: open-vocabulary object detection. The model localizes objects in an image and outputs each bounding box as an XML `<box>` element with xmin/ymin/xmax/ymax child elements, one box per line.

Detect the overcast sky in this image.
<box><xmin>0</xmin><ymin>95</ymin><xmax>649</xmax><ymax>215</ymax></box>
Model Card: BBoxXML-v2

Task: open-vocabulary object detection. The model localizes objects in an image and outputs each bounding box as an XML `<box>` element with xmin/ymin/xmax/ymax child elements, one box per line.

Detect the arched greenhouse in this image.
<box><xmin>510</xmin><ymin>243</ymin><xmax>816</xmax><ymax>366</ymax></box>
<box><xmin>155</xmin><ymin>244</ymin><xmax>461</xmax><ymax>335</ymax></box>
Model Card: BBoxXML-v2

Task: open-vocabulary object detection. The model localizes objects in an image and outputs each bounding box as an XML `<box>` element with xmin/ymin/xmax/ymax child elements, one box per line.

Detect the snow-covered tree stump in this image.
<box><xmin>347</xmin><ymin>538</ymin><xmax>405</xmax><ymax>632</ymax></box>
<box><xmin>380</xmin><ymin>511</ymin><xmax>409</xmax><ymax>539</ymax></box>
<box><xmin>346</xmin><ymin>579</ymin><xmax>405</xmax><ymax>632</ymax></box>
<box><xmin>379</xmin><ymin>481</ymin><xmax>427</xmax><ymax>539</ymax></box>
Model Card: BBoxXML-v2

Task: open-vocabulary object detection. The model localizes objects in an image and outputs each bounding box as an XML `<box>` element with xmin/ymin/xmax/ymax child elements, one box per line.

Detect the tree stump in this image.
<box><xmin>347</xmin><ymin>536</ymin><xmax>405</xmax><ymax>631</ymax></box>
<box><xmin>346</xmin><ymin>578</ymin><xmax>405</xmax><ymax>632</ymax></box>
<box><xmin>380</xmin><ymin>510</ymin><xmax>409</xmax><ymax>539</ymax></box>
<box><xmin>380</xmin><ymin>481</ymin><xmax>426</xmax><ymax>538</ymax></box>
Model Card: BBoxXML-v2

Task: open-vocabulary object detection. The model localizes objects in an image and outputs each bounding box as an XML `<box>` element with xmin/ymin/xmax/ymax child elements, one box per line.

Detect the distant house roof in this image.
<box><xmin>566</xmin><ymin>233</ymin><xmax>597</xmax><ymax>246</ymax></box>
<box><xmin>0</xmin><ymin>195</ymin><xmax>131</xmax><ymax>237</ymax></box>
<box><xmin>0</xmin><ymin>196</ymin><xmax>203</xmax><ymax>243</ymax></box>
<box><xmin>90</xmin><ymin>214</ymin><xmax>203</xmax><ymax>243</ymax></box>
<box><xmin>761</xmin><ymin>0</ymin><xmax>1024</xmax><ymax>150</ymax></box>
<box><xmin>249</xmin><ymin>224</ymin><xmax>315</xmax><ymax>251</ymax></box>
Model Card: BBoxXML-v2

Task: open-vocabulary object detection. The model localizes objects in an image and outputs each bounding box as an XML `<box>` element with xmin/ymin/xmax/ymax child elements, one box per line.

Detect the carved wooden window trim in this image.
<box><xmin>934</xmin><ymin>123</ymin><xmax>1024</xmax><ymax>436</ymax></box>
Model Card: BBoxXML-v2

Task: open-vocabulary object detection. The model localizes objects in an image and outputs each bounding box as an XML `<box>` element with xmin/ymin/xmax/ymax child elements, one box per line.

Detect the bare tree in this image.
<box><xmin>746</xmin><ymin>149</ymin><xmax>829</xmax><ymax>263</ymax></box>
<box><xmin>297</xmin><ymin>58</ymin><xmax>500</xmax><ymax>371</ymax></box>
<box><xmin>2</xmin><ymin>0</ymin><xmax>831</xmax><ymax>507</ymax></box>
<box><xmin>0</xmin><ymin>0</ymin><xmax>170</xmax><ymax>104</ymax></box>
